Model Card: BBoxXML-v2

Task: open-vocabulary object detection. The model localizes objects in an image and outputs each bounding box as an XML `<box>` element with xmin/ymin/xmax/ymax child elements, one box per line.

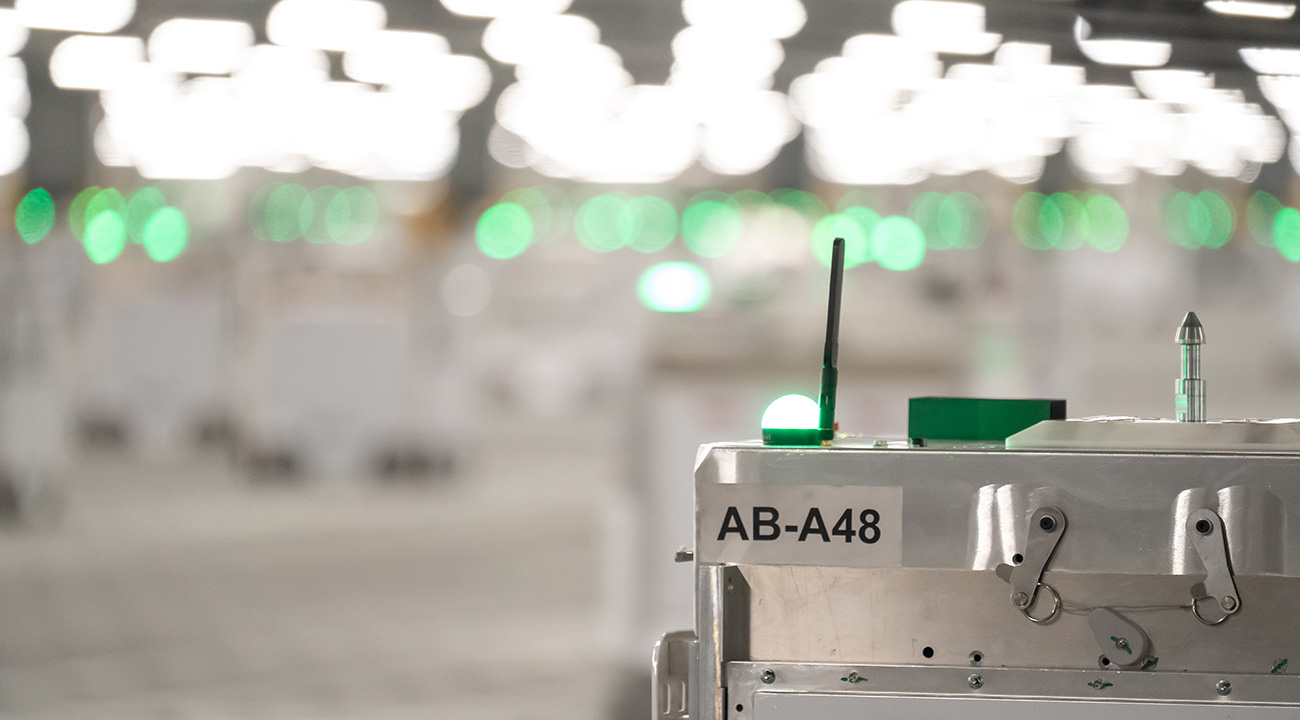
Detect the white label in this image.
<box><xmin>696</xmin><ymin>484</ymin><xmax>903</xmax><ymax>568</ymax></box>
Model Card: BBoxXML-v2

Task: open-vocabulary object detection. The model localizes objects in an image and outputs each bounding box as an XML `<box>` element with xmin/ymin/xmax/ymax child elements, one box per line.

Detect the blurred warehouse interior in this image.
<box><xmin>4</xmin><ymin>0</ymin><xmax>1300</xmax><ymax>716</ymax></box>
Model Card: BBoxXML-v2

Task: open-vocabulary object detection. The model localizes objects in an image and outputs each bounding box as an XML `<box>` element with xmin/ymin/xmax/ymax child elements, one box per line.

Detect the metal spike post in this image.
<box><xmin>1176</xmin><ymin>311</ymin><xmax>1206</xmax><ymax>423</ymax></box>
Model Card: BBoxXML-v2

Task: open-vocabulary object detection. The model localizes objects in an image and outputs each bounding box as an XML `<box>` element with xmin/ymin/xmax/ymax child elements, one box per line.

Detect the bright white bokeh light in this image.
<box><xmin>1132</xmin><ymin>69</ymin><xmax>1215</xmax><ymax>104</ymax></box>
<box><xmin>443</xmin><ymin>264</ymin><xmax>492</xmax><ymax>318</ymax></box>
<box><xmin>682</xmin><ymin>0</ymin><xmax>806</xmax><ymax>39</ymax></box>
<box><xmin>441</xmin><ymin>0</ymin><xmax>571</xmax><ymax>18</ymax></box>
<box><xmin>150</xmin><ymin>19</ymin><xmax>254</xmax><ymax>75</ymax></box>
<box><xmin>49</xmin><ymin>35</ymin><xmax>145</xmax><ymax>90</ymax></box>
<box><xmin>0</xmin><ymin>115</ymin><xmax>27</xmax><ymax>174</ymax></box>
<box><xmin>1242</xmin><ymin>47</ymin><xmax>1300</xmax><ymax>75</ymax></box>
<box><xmin>1205</xmin><ymin>0</ymin><xmax>1295</xmax><ymax>17</ymax></box>
<box><xmin>267</xmin><ymin>0</ymin><xmax>386</xmax><ymax>52</ymax></box>
<box><xmin>344</xmin><ymin>30</ymin><xmax>450</xmax><ymax>84</ymax></box>
<box><xmin>892</xmin><ymin>0</ymin><xmax>1001</xmax><ymax>55</ymax></box>
<box><xmin>0</xmin><ymin>9</ymin><xmax>29</xmax><ymax>56</ymax></box>
<box><xmin>1074</xmin><ymin>17</ymin><xmax>1171</xmax><ymax>67</ymax></box>
<box><xmin>16</xmin><ymin>0</ymin><xmax>134</xmax><ymax>34</ymax></box>
<box><xmin>0</xmin><ymin>58</ymin><xmax>30</xmax><ymax>118</ymax></box>
<box><xmin>386</xmin><ymin>54</ymin><xmax>492</xmax><ymax>112</ymax></box>
<box><xmin>760</xmin><ymin>394</ymin><xmax>818</xmax><ymax>430</ymax></box>
<box><xmin>483</xmin><ymin>14</ymin><xmax>599</xmax><ymax>65</ymax></box>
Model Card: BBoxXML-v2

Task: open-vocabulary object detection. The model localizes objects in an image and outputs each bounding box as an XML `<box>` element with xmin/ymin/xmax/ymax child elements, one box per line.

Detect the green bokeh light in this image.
<box><xmin>476</xmin><ymin>202</ymin><xmax>533</xmax><ymax>260</ymax></box>
<box><xmin>1247</xmin><ymin>191</ymin><xmax>1282</xmax><ymax>247</ymax></box>
<box><xmin>126</xmin><ymin>187</ymin><xmax>166</xmax><ymax>244</ymax></box>
<box><xmin>771</xmin><ymin>189</ymin><xmax>827</xmax><ymax>222</ymax></box>
<box><xmin>85</xmin><ymin>188</ymin><xmax>125</xmax><ymax>237</ymax></box>
<box><xmin>1050</xmin><ymin>193</ymin><xmax>1086</xmax><ymax>250</ymax></box>
<box><xmin>502</xmin><ymin>187</ymin><xmax>556</xmax><ymax>243</ymax></box>
<box><xmin>871</xmin><ymin>216</ymin><xmax>926</xmax><ymax>271</ymax></box>
<box><xmin>1199</xmin><ymin>191</ymin><xmax>1234</xmax><ymax>249</ymax></box>
<box><xmin>69</xmin><ymin>186</ymin><xmax>101</xmax><ymax>240</ymax></box>
<box><xmin>1274</xmin><ymin>207</ymin><xmax>1300</xmax><ymax>261</ymax></box>
<box><xmin>952</xmin><ymin>192</ymin><xmax>988</xmax><ymax>249</ymax></box>
<box><xmin>682</xmin><ymin>200</ymin><xmax>742</xmax><ymax>258</ymax></box>
<box><xmin>327</xmin><ymin>186</ymin><xmax>380</xmax><ymax>245</ymax></box>
<box><xmin>760</xmin><ymin>393</ymin><xmax>819</xmax><ymax>430</ymax></box>
<box><xmin>265</xmin><ymin>183</ymin><xmax>308</xmax><ymax>242</ymax></box>
<box><xmin>1083</xmin><ymin>194</ymin><xmax>1128</xmax><ymax>252</ymax></box>
<box><xmin>624</xmin><ymin>196</ymin><xmax>678</xmax><ymax>253</ymax></box>
<box><xmin>301</xmin><ymin>186</ymin><xmax>339</xmax><ymax>244</ymax></box>
<box><xmin>1013</xmin><ymin>193</ymin><xmax>1052</xmax><ymax>250</ymax></box>
<box><xmin>727</xmin><ymin>190</ymin><xmax>772</xmax><ymax>209</ymax></box>
<box><xmin>1037</xmin><ymin>196</ymin><xmax>1064</xmax><ymax>248</ymax></box>
<box><xmin>811</xmin><ymin>213</ymin><xmax>873</xmax><ymax>268</ymax></box>
<box><xmin>576</xmin><ymin>193</ymin><xmax>628</xmax><ymax>253</ymax></box>
<box><xmin>637</xmin><ymin>261</ymin><xmax>711</xmax><ymax>313</ymax></box>
<box><xmin>84</xmin><ymin>210</ymin><xmax>127</xmax><ymax>264</ymax></box>
<box><xmin>142</xmin><ymin>206</ymin><xmax>189</xmax><ymax>262</ymax></box>
<box><xmin>15</xmin><ymin>188</ymin><xmax>55</xmax><ymax>244</ymax></box>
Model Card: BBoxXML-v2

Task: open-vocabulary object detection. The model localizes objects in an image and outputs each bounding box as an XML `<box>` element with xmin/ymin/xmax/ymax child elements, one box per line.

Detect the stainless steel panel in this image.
<box><xmin>755</xmin><ymin>693</ymin><xmax>1298</xmax><ymax>720</ymax></box>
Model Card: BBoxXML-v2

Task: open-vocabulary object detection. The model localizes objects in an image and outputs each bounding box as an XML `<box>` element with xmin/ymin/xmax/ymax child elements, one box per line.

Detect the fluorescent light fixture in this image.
<box><xmin>49</xmin><ymin>35</ymin><xmax>145</xmax><ymax>90</ymax></box>
<box><xmin>483</xmin><ymin>14</ymin><xmax>599</xmax><ymax>65</ymax></box>
<box><xmin>267</xmin><ymin>0</ymin><xmax>386</xmax><ymax>52</ymax></box>
<box><xmin>344</xmin><ymin>30</ymin><xmax>450</xmax><ymax>84</ymax></box>
<box><xmin>16</xmin><ymin>0</ymin><xmax>134</xmax><ymax>34</ymax></box>
<box><xmin>1074</xmin><ymin>17</ymin><xmax>1171</xmax><ymax>67</ymax></box>
<box><xmin>1206</xmin><ymin>0</ymin><xmax>1295</xmax><ymax>18</ymax></box>
<box><xmin>149</xmin><ymin>19</ymin><xmax>254</xmax><ymax>75</ymax></box>
<box><xmin>892</xmin><ymin>0</ymin><xmax>1001</xmax><ymax>55</ymax></box>
<box><xmin>441</xmin><ymin>0</ymin><xmax>571</xmax><ymax>18</ymax></box>
<box><xmin>1242</xmin><ymin>47</ymin><xmax>1300</xmax><ymax>75</ymax></box>
<box><xmin>0</xmin><ymin>9</ymin><xmax>29</xmax><ymax>56</ymax></box>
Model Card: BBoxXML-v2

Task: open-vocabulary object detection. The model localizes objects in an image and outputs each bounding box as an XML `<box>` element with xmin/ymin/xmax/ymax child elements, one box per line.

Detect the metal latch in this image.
<box><xmin>1186</xmin><ymin>508</ymin><xmax>1241</xmax><ymax>625</ymax></box>
<box><xmin>1089</xmin><ymin>608</ymin><xmax>1151</xmax><ymax>669</ymax></box>
<box><xmin>996</xmin><ymin>506</ymin><xmax>1067</xmax><ymax>623</ymax></box>
<box><xmin>653</xmin><ymin>630</ymin><xmax>696</xmax><ymax>720</ymax></box>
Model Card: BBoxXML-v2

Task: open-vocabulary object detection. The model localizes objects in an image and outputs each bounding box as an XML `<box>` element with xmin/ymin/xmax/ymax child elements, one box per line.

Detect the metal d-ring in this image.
<box><xmin>1019</xmin><ymin>583</ymin><xmax>1061</xmax><ymax>624</ymax></box>
<box><xmin>1191</xmin><ymin>596</ymin><xmax>1230</xmax><ymax>626</ymax></box>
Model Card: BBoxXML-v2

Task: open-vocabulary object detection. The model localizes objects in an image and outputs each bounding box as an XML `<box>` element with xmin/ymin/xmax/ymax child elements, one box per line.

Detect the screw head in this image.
<box><xmin>1039</xmin><ymin>515</ymin><xmax>1057</xmax><ymax>532</ymax></box>
<box><xmin>1012</xmin><ymin>591</ymin><xmax>1029</xmax><ymax>608</ymax></box>
<box><xmin>846</xmin><ymin>671</ymin><xmax>859</xmax><ymax>683</ymax></box>
<box><xmin>1217</xmin><ymin>680</ymin><xmax>1232</xmax><ymax>696</ymax></box>
<box><xmin>1196</xmin><ymin>518</ymin><xmax>1213</xmax><ymax>535</ymax></box>
<box><xmin>761</xmin><ymin>669</ymin><xmax>776</xmax><ymax>685</ymax></box>
<box><xmin>1115</xmin><ymin>638</ymin><xmax>1130</xmax><ymax>651</ymax></box>
<box><xmin>968</xmin><ymin>674</ymin><xmax>983</xmax><ymax>689</ymax></box>
<box><xmin>1221</xmin><ymin>596</ymin><xmax>1238</xmax><ymax>612</ymax></box>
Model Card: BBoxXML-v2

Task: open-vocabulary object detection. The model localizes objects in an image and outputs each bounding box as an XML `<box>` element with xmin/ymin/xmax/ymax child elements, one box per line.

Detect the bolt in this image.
<box><xmin>1115</xmin><ymin>638</ymin><xmax>1130</xmax><ymax>652</ymax></box>
<box><xmin>1039</xmin><ymin>515</ymin><xmax>1057</xmax><ymax>532</ymax></box>
<box><xmin>1217</xmin><ymin>680</ymin><xmax>1232</xmax><ymax>696</ymax></box>
<box><xmin>1012</xmin><ymin>591</ymin><xmax>1029</xmax><ymax>608</ymax></box>
<box><xmin>761</xmin><ymin>670</ymin><xmax>776</xmax><ymax>685</ymax></box>
<box><xmin>846</xmin><ymin>672</ymin><xmax>860</xmax><ymax>683</ymax></box>
<box><xmin>1196</xmin><ymin>518</ymin><xmax>1212</xmax><ymax>535</ymax></box>
<box><xmin>968</xmin><ymin>674</ymin><xmax>983</xmax><ymax>689</ymax></box>
<box><xmin>1221</xmin><ymin>596</ymin><xmax>1238</xmax><ymax>612</ymax></box>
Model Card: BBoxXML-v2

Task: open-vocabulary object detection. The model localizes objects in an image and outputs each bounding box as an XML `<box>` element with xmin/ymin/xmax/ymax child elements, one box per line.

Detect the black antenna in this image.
<box><xmin>819</xmin><ymin>238</ymin><xmax>845</xmax><ymax>445</ymax></box>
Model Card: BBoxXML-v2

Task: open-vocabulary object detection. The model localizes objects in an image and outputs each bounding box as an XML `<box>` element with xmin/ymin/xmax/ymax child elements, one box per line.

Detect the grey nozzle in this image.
<box><xmin>1177</xmin><ymin>311</ymin><xmax>1204</xmax><ymax>345</ymax></box>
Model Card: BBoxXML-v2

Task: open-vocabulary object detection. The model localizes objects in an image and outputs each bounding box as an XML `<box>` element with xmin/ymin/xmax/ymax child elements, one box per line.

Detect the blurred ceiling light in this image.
<box><xmin>0</xmin><ymin>116</ymin><xmax>27</xmax><ymax>174</ymax></box>
<box><xmin>234</xmin><ymin>44</ymin><xmax>329</xmax><ymax>96</ymax></box>
<box><xmin>1132</xmin><ymin>69</ymin><xmax>1214</xmax><ymax>103</ymax></box>
<box><xmin>99</xmin><ymin>61</ymin><xmax>179</xmax><ymax>117</ymax></box>
<box><xmin>1241</xmin><ymin>47</ymin><xmax>1300</xmax><ymax>75</ymax></box>
<box><xmin>1205</xmin><ymin>0</ymin><xmax>1295</xmax><ymax>18</ymax></box>
<box><xmin>149</xmin><ymin>19</ymin><xmax>254</xmax><ymax>75</ymax></box>
<box><xmin>892</xmin><ymin>0</ymin><xmax>1001</xmax><ymax>55</ymax></box>
<box><xmin>699</xmin><ymin>90</ymin><xmax>797</xmax><ymax>174</ymax></box>
<box><xmin>0</xmin><ymin>9</ymin><xmax>29</xmax><ymax>56</ymax></box>
<box><xmin>681</xmin><ymin>0</ymin><xmax>807</xmax><ymax>39</ymax></box>
<box><xmin>514</xmin><ymin>42</ymin><xmax>629</xmax><ymax>92</ymax></box>
<box><xmin>386</xmin><ymin>54</ymin><xmax>492</xmax><ymax>111</ymax></box>
<box><xmin>49</xmin><ymin>35</ymin><xmax>144</xmax><ymax>90</ymax></box>
<box><xmin>267</xmin><ymin>0</ymin><xmax>386</xmax><ymax>52</ymax></box>
<box><xmin>839</xmin><ymin>35</ymin><xmax>941</xmax><ymax>89</ymax></box>
<box><xmin>441</xmin><ymin>0</ymin><xmax>571</xmax><ymax>17</ymax></box>
<box><xmin>0</xmin><ymin>58</ymin><xmax>30</xmax><ymax>118</ymax></box>
<box><xmin>344</xmin><ymin>30</ymin><xmax>450</xmax><ymax>83</ymax></box>
<box><xmin>672</xmin><ymin>27</ymin><xmax>784</xmax><ymax>79</ymax></box>
<box><xmin>483</xmin><ymin>14</ymin><xmax>599</xmax><ymax>65</ymax></box>
<box><xmin>16</xmin><ymin>0</ymin><xmax>134</xmax><ymax>34</ymax></box>
<box><xmin>1074</xmin><ymin>17</ymin><xmax>1171</xmax><ymax>67</ymax></box>
<box><xmin>994</xmin><ymin>42</ymin><xmax>1051</xmax><ymax>67</ymax></box>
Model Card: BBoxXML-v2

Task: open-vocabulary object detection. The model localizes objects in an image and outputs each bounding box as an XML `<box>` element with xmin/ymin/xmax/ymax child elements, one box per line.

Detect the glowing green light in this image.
<box><xmin>1013</xmin><ymin>193</ymin><xmax>1052</xmax><ymax>250</ymax></box>
<box><xmin>638</xmin><ymin>261</ymin><xmax>711</xmax><ymax>313</ymax></box>
<box><xmin>1247</xmin><ymin>191</ymin><xmax>1282</xmax><ymax>246</ymax></box>
<box><xmin>476</xmin><ymin>202</ymin><xmax>533</xmax><ymax>260</ymax></box>
<box><xmin>1050</xmin><ymin>193</ymin><xmax>1086</xmax><ymax>250</ymax></box>
<box><xmin>575</xmin><ymin>193</ymin><xmax>627</xmax><ymax>253</ymax></box>
<box><xmin>772</xmin><ymin>189</ymin><xmax>827</xmax><ymax>221</ymax></box>
<box><xmin>1083</xmin><ymin>194</ymin><xmax>1128</xmax><ymax>252</ymax></box>
<box><xmin>1274</xmin><ymin>207</ymin><xmax>1300</xmax><ymax>261</ymax></box>
<box><xmin>1199</xmin><ymin>191</ymin><xmax>1233</xmax><ymax>249</ymax></box>
<box><xmin>682</xmin><ymin>200</ymin><xmax>742</xmax><ymax>258</ymax></box>
<box><xmin>301</xmin><ymin>186</ymin><xmax>339</xmax><ymax>244</ymax></box>
<box><xmin>871</xmin><ymin>216</ymin><xmax>926</xmax><ymax>271</ymax></box>
<box><xmin>15</xmin><ymin>188</ymin><xmax>55</xmax><ymax>244</ymax></box>
<box><xmin>728</xmin><ymin>190</ymin><xmax>772</xmax><ymax>208</ymax></box>
<box><xmin>141</xmin><ymin>206</ymin><xmax>188</xmax><ymax>262</ymax></box>
<box><xmin>502</xmin><ymin>187</ymin><xmax>557</xmax><ymax>243</ymax></box>
<box><xmin>909</xmin><ymin>192</ymin><xmax>946</xmax><ymax>249</ymax></box>
<box><xmin>624</xmin><ymin>196</ymin><xmax>678</xmax><ymax>253</ymax></box>
<box><xmin>1164</xmin><ymin>192</ymin><xmax>1201</xmax><ymax>248</ymax></box>
<box><xmin>69</xmin><ymin>186</ymin><xmax>101</xmax><ymax>240</ymax></box>
<box><xmin>126</xmin><ymin>187</ymin><xmax>166</xmax><ymax>244</ymax></box>
<box><xmin>265</xmin><ymin>183</ymin><xmax>307</xmax><ymax>242</ymax></box>
<box><xmin>83</xmin><ymin>210</ymin><xmax>127</xmax><ymax>264</ymax></box>
<box><xmin>325</xmin><ymin>187</ymin><xmax>379</xmax><ymax>245</ymax></box>
<box><xmin>1037</xmin><ymin>196</ymin><xmax>1064</xmax><ymax>249</ymax></box>
<box><xmin>85</xmin><ymin>188</ymin><xmax>125</xmax><ymax>236</ymax></box>
<box><xmin>811</xmin><ymin>213</ymin><xmax>872</xmax><ymax>268</ymax></box>
<box><xmin>761</xmin><ymin>393</ymin><xmax>819</xmax><ymax>430</ymax></box>
<box><xmin>952</xmin><ymin>192</ymin><xmax>988</xmax><ymax>249</ymax></box>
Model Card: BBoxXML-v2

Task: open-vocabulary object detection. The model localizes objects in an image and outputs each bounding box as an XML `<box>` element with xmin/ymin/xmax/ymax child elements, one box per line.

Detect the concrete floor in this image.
<box><xmin>0</xmin><ymin>450</ymin><xmax>621</xmax><ymax>718</ymax></box>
